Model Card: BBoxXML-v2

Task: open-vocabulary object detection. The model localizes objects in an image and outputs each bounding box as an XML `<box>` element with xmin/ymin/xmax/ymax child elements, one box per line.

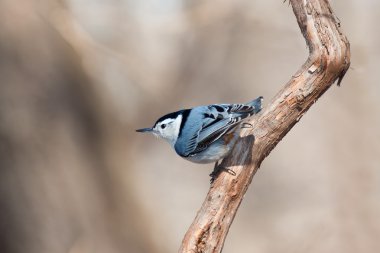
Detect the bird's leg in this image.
<box><xmin>209</xmin><ymin>161</ymin><xmax>220</xmax><ymax>183</ymax></box>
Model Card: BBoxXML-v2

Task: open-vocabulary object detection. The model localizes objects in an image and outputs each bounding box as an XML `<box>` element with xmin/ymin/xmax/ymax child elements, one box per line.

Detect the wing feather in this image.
<box><xmin>175</xmin><ymin>100</ymin><xmax>261</xmax><ymax>157</ymax></box>
<box><xmin>187</xmin><ymin>104</ymin><xmax>254</xmax><ymax>156</ymax></box>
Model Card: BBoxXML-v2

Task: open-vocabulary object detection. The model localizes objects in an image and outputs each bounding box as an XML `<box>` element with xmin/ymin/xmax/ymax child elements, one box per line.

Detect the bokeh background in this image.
<box><xmin>0</xmin><ymin>0</ymin><xmax>379</xmax><ymax>253</ymax></box>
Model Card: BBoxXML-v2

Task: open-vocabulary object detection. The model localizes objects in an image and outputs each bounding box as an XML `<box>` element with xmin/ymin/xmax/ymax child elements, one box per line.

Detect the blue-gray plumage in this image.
<box><xmin>136</xmin><ymin>96</ymin><xmax>263</xmax><ymax>165</ymax></box>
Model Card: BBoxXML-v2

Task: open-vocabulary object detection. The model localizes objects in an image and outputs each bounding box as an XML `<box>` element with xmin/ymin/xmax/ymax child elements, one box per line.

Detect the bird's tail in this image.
<box><xmin>247</xmin><ymin>96</ymin><xmax>263</xmax><ymax>114</ymax></box>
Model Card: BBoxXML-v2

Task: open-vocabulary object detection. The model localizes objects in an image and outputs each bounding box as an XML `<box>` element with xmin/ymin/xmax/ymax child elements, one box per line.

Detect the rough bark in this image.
<box><xmin>179</xmin><ymin>0</ymin><xmax>350</xmax><ymax>252</ymax></box>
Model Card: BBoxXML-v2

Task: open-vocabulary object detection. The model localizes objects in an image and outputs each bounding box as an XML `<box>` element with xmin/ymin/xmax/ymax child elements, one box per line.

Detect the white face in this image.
<box><xmin>153</xmin><ymin>115</ymin><xmax>182</xmax><ymax>146</ymax></box>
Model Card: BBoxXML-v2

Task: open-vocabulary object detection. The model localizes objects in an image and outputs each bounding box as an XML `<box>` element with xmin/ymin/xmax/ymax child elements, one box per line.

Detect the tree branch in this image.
<box><xmin>179</xmin><ymin>0</ymin><xmax>350</xmax><ymax>252</ymax></box>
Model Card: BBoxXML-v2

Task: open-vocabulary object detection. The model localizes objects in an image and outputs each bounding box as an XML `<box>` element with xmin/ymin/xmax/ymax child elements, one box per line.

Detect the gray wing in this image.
<box><xmin>175</xmin><ymin>103</ymin><xmax>257</xmax><ymax>157</ymax></box>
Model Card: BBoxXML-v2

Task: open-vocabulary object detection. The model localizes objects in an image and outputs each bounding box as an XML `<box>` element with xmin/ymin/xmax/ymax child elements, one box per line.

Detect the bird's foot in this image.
<box><xmin>209</xmin><ymin>161</ymin><xmax>236</xmax><ymax>183</ymax></box>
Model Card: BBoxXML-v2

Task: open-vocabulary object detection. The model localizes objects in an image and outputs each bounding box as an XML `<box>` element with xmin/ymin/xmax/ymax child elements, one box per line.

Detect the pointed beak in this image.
<box><xmin>136</xmin><ymin>127</ymin><xmax>153</xmax><ymax>133</ymax></box>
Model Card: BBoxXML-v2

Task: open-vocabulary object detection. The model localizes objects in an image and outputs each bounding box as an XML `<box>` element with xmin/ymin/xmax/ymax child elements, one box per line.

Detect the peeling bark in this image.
<box><xmin>179</xmin><ymin>0</ymin><xmax>350</xmax><ymax>252</ymax></box>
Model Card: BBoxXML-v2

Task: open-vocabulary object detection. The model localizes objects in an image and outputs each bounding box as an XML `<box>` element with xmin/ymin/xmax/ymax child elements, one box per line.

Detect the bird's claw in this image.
<box><xmin>242</xmin><ymin>122</ymin><xmax>253</xmax><ymax>129</ymax></box>
<box><xmin>225</xmin><ymin>168</ymin><xmax>236</xmax><ymax>176</ymax></box>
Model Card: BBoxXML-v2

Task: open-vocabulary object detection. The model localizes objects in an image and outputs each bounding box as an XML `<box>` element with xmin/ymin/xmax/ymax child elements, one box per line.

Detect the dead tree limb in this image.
<box><xmin>179</xmin><ymin>0</ymin><xmax>350</xmax><ymax>252</ymax></box>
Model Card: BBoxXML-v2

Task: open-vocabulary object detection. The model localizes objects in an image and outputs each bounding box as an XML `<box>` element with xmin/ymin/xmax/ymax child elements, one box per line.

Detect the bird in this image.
<box><xmin>136</xmin><ymin>96</ymin><xmax>263</xmax><ymax>179</ymax></box>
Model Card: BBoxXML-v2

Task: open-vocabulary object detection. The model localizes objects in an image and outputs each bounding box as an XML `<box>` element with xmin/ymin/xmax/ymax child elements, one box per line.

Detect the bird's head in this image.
<box><xmin>136</xmin><ymin>110</ymin><xmax>187</xmax><ymax>146</ymax></box>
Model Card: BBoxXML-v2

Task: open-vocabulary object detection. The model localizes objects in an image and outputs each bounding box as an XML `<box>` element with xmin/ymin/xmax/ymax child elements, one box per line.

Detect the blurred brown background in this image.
<box><xmin>0</xmin><ymin>0</ymin><xmax>379</xmax><ymax>253</ymax></box>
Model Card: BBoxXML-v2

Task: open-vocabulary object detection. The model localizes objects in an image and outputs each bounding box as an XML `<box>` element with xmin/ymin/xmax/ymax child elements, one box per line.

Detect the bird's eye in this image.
<box><xmin>161</xmin><ymin>124</ymin><xmax>166</xmax><ymax>129</ymax></box>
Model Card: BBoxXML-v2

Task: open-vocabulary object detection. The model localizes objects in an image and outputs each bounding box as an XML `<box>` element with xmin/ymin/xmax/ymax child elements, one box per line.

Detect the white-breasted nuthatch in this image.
<box><xmin>136</xmin><ymin>96</ymin><xmax>263</xmax><ymax>176</ymax></box>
